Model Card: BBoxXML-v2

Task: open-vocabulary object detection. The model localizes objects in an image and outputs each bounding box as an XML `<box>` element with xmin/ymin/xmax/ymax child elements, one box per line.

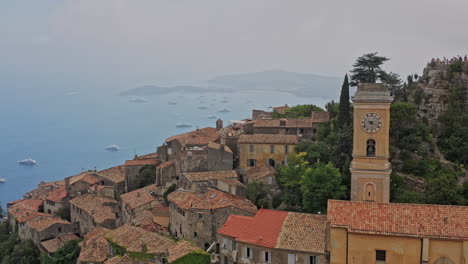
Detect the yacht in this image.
<box><xmin>18</xmin><ymin>158</ymin><xmax>37</xmax><ymax>165</ymax></box>
<box><xmin>106</xmin><ymin>145</ymin><xmax>120</xmax><ymax>151</ymax></box>
<box><xmin>218</xmin><ymin>108</ymin><xmax>230</xmax><ymax>113</ymax></box>
<box><xmin>208</xmin><ymin>115</ymin><xmax>217</xmax><ymax>119</ymax></box>
<box><xmin>0</xmin><ymin>178</ymin><xmax>6</xmax><ymax>183</ymax></box>
<box><xmin>176</xmin><ymin>123</ymin><xmax>193</xmax><ymax>128</ymax></box>
<box><xmin>129</xmin><ymin>97</ymin><xmax>148</xmax><ymax>103</ymax></box>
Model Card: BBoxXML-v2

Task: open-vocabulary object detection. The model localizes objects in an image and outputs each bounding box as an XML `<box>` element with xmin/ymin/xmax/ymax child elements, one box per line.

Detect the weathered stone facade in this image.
<box><xmin>18</xmin><ymin>216</ymin><xmax>77</xmax><ymax>245</ymax></box>
<box><xmin>156</xmin><ymin>161</ymin><xmax>176</xmax><ymax>187</ymax></box>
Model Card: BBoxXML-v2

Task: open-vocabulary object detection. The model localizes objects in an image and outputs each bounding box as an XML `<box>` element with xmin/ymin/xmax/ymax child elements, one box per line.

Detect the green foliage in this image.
<box><xmin>41</xmin><ymin>240</ymin><xmax>81</xmax><ymax>264</ymax></box>
<box><xmin>163</xmin><ymin>184</ymin><xmax>178</xmax><ymax>203</ymax></box>
<box><xmin>337</xmin><ymin>74</ymin><xmax>351</xmax><ymax>129</ymax></box>
<box><xmin>133</xmin><ymin>165</ymin><xmax>157</xmax><ymax>189</ymax></box>
<box><xmin>0</xmin><ymin>223</ymin><xmax>40</xmax><ymax>264</ymax></box>
<box><xmin>246</xmin><ymin>182</ymin><xmax>269</xmax><ymax>208</ymax></box>
<box><xmin>273</xmin><ymin>104</ymin><xmax>324</xmax><ymax>119</ymax></box>
<box><xmin>0</xmin><ymin>205</ymin><xmax>4</xmax><ymax>219</ymax></box>
<box><xmin>276</xmin><ymin>154</ymin><xmax>308</xmax><ymax>208</ymax></box>
<box><xmin>56</xmin><ymin>207</ymin><xmax>71</xmax><ymax>221</ymax></box>
<box><xmin>425</xmin><ymin>173</ymin><xmax>465</xmax><ymax>205</ymax></box>
<box><xmin>170</xmin><ymin>250</ymin><xmax>210</xmax><ymax>264</ymax></box>
<box><xmin>301</xmin><ymin>163</ymin><xmax>346</xmax><ymax>213</ymax></box>
<box><xmin>350</xmin><ymin>52</ymin><xmax>389</xmax><ymax>86</ymax></box>
<box><xmin>395</xmin><ymin>191</ymin><xmax>426</xmax><ymax>204</ymax></box>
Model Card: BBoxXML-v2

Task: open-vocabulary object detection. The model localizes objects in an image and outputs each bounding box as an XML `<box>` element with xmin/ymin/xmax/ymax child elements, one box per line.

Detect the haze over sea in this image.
<box><xmin>0</xmin><ymin>79</ymin><xmax>332</xmax><ymax>207</ymax></box>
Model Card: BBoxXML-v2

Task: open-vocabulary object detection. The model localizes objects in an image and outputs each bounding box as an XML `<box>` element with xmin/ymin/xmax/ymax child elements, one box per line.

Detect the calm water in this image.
<box><xmin>0</xmin><ymin>83</ymin><xmax>331</xmax><ymax>207</ymax></box>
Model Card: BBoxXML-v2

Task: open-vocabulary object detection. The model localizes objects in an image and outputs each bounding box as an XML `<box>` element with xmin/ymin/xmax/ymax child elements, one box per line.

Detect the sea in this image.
<box><xmin>0</xmin><ymin>82</ymin><xmax>332</xmax><ymax>208</ymax></box>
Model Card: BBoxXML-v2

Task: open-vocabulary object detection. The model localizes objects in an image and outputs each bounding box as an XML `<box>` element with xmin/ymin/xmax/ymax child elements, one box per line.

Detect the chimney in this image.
<box><xmin>216</xmin><ymin>119</ymin><xmax>223</xmax><ymax>131</ymax></box>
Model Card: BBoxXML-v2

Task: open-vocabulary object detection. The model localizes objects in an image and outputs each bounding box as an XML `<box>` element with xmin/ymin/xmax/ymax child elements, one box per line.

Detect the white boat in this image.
<box><xmin>129</xmin><ymin>97</ymin><xmax>148</xmax><ymax>103</ymax></box>
<box><xmin>208</xmin><ymin>115</ymin><xmax>217</xmax><ymax>119</ymax></box>
<box><xmin>218</xmin><ymin>108</ymin><xmax>230</xmax><ymax>113</ymax></box>
<box><xmin>106</xmin><ymin>145</ymin><xmax>120</xmax><ymax>151</ymax></box>
<box><xmin>18</xmin><ymin>158</ymin><xmax>37</xmax><ymax>165</ymax></box>
<box><xmin>176</xmin><ymin>123</ymin><xmax>193</xmax><ymax>128</ymax></box>
<box><xmin>0</xmin><ymin>179</ymin><xmax>5</xmax><ymax>183</ymax></box>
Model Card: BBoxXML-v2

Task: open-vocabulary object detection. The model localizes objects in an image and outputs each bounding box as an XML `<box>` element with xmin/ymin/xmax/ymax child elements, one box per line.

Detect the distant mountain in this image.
<box><xmin>205</xmin><ymin>70</ymin><xmax>342</xmax><ymax>98</ymax></box>
<box><xmin>120</xmin><ymin>70</ymin><xmax>341</xmax><ymax>98</ymax></box>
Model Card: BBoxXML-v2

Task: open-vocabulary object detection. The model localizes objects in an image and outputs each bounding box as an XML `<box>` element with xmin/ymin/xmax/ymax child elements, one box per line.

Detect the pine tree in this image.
<box><xmin>350</xmin><ymin>52</ymin><xmax>389</xmax><ymax>86</ymax></box>
<box><xmin>337</xmin><ymin>74</ymin><xmax>351</xmax><ymax>129</ymax></box>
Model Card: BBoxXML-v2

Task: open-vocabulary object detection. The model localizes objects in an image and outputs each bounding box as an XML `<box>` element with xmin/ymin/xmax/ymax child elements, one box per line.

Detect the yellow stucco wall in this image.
<box><xmin>429</xmin><ymin>239</ymin><xmax>463</xmax><ymax>264</ymax></box>
<box><xmin>239</xmin><ymin>143</ymin><xmax>295</xmax><ymax>172</ymax></box>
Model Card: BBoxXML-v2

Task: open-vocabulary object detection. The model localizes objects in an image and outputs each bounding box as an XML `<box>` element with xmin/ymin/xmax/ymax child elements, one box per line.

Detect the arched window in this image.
<box><xmin>365</xmin><ymin>183</ymin><xmax>375</xmax><ymax>201</ymax></box>
<box><xmin>367</xmin><ymin>139</ymin><xmax>376</xmax><ymax>157</ymax></box>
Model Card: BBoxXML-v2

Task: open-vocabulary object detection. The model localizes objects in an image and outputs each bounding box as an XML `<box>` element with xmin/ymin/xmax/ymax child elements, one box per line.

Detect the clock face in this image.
<box><xmin>361</xmin><ymin>113</ymin><xmax>382</xmax><ymax>133</ymax></box>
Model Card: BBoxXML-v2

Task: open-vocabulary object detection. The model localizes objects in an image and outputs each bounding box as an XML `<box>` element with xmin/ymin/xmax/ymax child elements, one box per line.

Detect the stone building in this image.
<box><xmin>120</xmin><ymin>185</ymin><xmax>165</xmax><ymax>225</ymax></box>
<box><xmin>124</xmin><ymin>152</ymin><xmax>159</xmax><ymax>192</ymax></box>
<box><xmin>40</xmin><ymin>234</ymin><xmax>80</xmax><ymax>254</ymax></box>
<box><xmin>95</xmin><ymin>165</ymin><xmax>126</xmax><ymax>200</ymax></box>
<box><xmin>328</xmin><ymin>200</ymin><xmax>468</xmax><ymax>263</ymax></box>
<box><xmin>244</xmin><ymin>164</ymin><xmax>277</xmax><ymax>186</ymax></box>
<box><xmin>215</xmin><ymin>178</ymin><xmax>246</xmax><ymax>197</ymax></box>
<box><xmin>77</xmin><ymin>227</ymin><xmax>111</xmax><ymax>264</ymax></box>
<box><xmin>70</xmin><ymin>194</ymin><xmax>119</xmax><ymax>236</ymax></box>
<box><xmin>43</xmin><ymin>185</ymin><xmax>69</xmax><ymax>215</ymax></box>
<box><xmin>252</xmin><ymin>114</ymin><xmax>329</xmax><ymax>141</ymax></box>
<box><xmin>88</xmin><ymin>185</ymin><xmax>115</xmax><ymax>199</ymax></box>
<box><xmin>18</xmin><ymin>215</ymin><xmax>77</xmax><ymax>245</ymax></box>
<box><xmin>168</xmin><ymin>189</ymin><xmax>257</xmax><ymax>249</ymax></box>
<box><xmin>238</xmin><ymin>134</ymin><xmax>298</xmax><ymax>173</ymax></box>
<box><xmin>179</xmin><ymin>170</ymin><xmax>239</xmax><ymax>192</ymax></box>
<box><xmin>65</xmin><ymin>172</ymin><xmax>103</xmax><ymax>197</ymax></box>
<box><xmin>7</xmin><ymin>198</ymin><xmax>44</xmax><ymax>226</ymax></box>
<box><xmin>218</xmin><ymin>209</ymin><xmax>328</xmax><ymax>264</ymax></box>
<box><xmin>155</xmin><ymin>160</ymin><xmax>176</xmax><ymax>187</ymax></box>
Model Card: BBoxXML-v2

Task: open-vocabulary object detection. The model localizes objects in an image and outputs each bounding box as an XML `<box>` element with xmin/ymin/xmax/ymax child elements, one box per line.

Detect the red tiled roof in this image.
<box><xmin>27</xmin><ymin>216</ymin><xmax>71</xmax><ymax>232</ymax></box>
<box><xmin>8</xmin><ymin>199</ymin><xmax>43</xmax><ymax>212</ymax></box>
<box><xmin>134</xmin><ymin>152</ymin><xmax>157</xmax><ymax>160</ymax></box>
<box><xmin>45</xmin><ymin>185</ymin><xmax>68</xmax><ymax>203</ymax></box>
<box><xmin>238</xmin><ymin>134</ymin><xmax>298</xmax><ymax>144</ymax></box>
<box><xmin>81</xmin><ymin>174</ymin><xmax>102</xmax><ymax>185</ymax></box>
<box><xmin>218</xmin><ymin>215</ymin><xmax>254</xmax><ymax>238</ymax></box>
<box><xmin>208</xmin><ymin>141</ymin><xmax>233</xmax><ymax>153</ymax></box>
<box><xmin>70</xmin><ymin>194</ymin><xmax>118</xmax><ymax>224</ymax></box>
<box><xmin>125</xmin><ymin>159</ymin><xmax>159</xmax><ymax>166</ymax></box>
<box><xmin>168</xmin><ymin>240</ymin><xmax>202</xmax><ymax>263</ymax></box>
<box><xmin>165</xmin><ymin>127</ymin><xmax>219</xmax><ymax>146</ymax></box>
<box><xmin>327</xmin><ymin>200</ymin><xmax>468</xmax><ymax>240</ymax></box>
<box><xmin>120</xmin><ymin>185</ymin><xmax>163</xmax><ymax>210</ymax></box>
<box><xmin>311</xmin><ymin>111</ymin><xmax>330</xmax><ymax>123</ymax></box>
<box><xmin>168</xmin><ymin>189</ymin><xmax>257</xmax><ymax>214</ymax></box>
<box><xmin>158</xmin><ymin>160</ymin><xmax>175</xmax><ymax>169</ymax></box>
<box><xmin>245</xmin><ymin>165</ymin><xmax>276</xmax><ymax>181</ymax></box>
<box><xmin>78</xmin><ymin>236</ymin><xmax>109</xmax><ymax>263</ymax></box>
<box><xmin>218</xmin><ymin>178</ymin><xmax>245</xmax><ymax>187</ymax></box>
<box><xmin>97</xmin><ymin>165</ymin><xmax>125</xmax><ymax>183</ymax></box>
<box><xmin>10</xmin><ymin>210</ymin><xmax>50</xmax><ymax>223</ymax></box>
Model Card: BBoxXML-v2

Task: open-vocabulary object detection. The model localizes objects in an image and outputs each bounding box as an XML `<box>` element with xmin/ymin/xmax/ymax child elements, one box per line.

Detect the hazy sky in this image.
<box><xmin>1</xmin><ymin>0</ymin><xmax>467</xmax><ymax>87</ymax></box>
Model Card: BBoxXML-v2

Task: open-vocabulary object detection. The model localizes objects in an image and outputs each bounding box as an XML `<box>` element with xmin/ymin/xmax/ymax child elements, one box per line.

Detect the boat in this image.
<box><xmin>129</xmin><ymin>97</ymin><xmax>148</xmax><ymax>103</ymax></box>
<box><xmin>18</xmin><ymin>158</ymin><xmax>37</xmax><ymax>165</ymax></box>
<box><xmin>176</xmin><ymin>123</ymin><xmax>193</xmax><ymax>128</ymax></box>
<box><xmin>218</xmin><ymin>108</ymin><xmax>230</xmax><ymax>113</ymax></box>
<box><xmin>208</xmin><ymin>115</ymin><xmax>217</xmax><ymax>119</ymax></box>
<box><xmin>106</xmin><ymin>145</ymin><xmax>120</xmax><ymax>151</ymax></box>
<box><xmin>0</xmin><ymin>178</ymin><xmax>6</xmax><ymax>183</ymax></box>
<box><xmin>197</xmin><ymin>106</ymin><xmax>208</xmax><ymax>110</ymax></box>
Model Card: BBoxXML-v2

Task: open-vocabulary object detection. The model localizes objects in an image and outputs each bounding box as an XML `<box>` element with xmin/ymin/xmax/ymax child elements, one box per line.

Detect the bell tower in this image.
<box><xmin>350</xmin><ymin>83</ymin><xmax>393</xmax><ymax>203</ymax></box>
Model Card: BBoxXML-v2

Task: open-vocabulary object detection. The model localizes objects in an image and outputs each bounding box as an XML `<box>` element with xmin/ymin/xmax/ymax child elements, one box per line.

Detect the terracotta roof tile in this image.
<box><xmin>97</xmin><ymin>165</ymin><xmax>125</xmax><ymax>183</ymax></box>
<box><xmin>41</xmin><ymin>234</ymin><xmax>80</xmax><ymax>253</ymax></box>
<box><xmin>218</xmin><ymin>178</ymin><xmax>245</xmax><ymax>187</ymax></box>
<box><xmin>45</xmin><ymin>185</ymin><xmax>68</xmax><ymax>203</ymax></box>
<box><xmin>135</xmin><ymin>152</ymin><xmax>157</xmax><ymax>160</ymax></box>
<box><xmin>68</xmin><ymin>172</ymin><xmax>96</xmax><ymax>185</ymax></box>
<box><xmin>10</xmin><ymin>210</ymin><xmax>50</xmax><ymax>223</ymax></box>
<box><xmin>158</xmin><ymin>160</ymin><xmax>175</xmax><ymax>169</ymax></box>
<box><xmin>218</xmin><ymin>215</ymin><xmax>254</xmax><ymax>238</ymax></box>
<box><xmin>78</xmin><ymin>236</ymin><xmax>109</xmax><ymax>263</ymax></box>
<box><xmin>167</xmin><ymin>240</ymin><xmax>202</xmax><ymax>263</ymax></box>
<box><xmin>276</xmin><ymin>212</ymin><xmax>326</xmax><ymax>253</ymax></box>
<box><xmin>27</xmin><ymin>216</ymin><xmax>71</xmax><ymax>232</ymax></box>
<box><xmin>8</xmin><ymin>199</ymin><xmax>43</xmax><ymax>212</ymax></box>
<box><xmin>84</xmin><ymin>226</ymin><xmax>112</xmax><ymax>240</ymax></box>
<box><xmin>183</xmin><ymin>170</ymin><xmax>238</xmax><ymax>182</ymax></box>
<box><xmin>70</xmin><ymin>194</ymin><xmax>118</xmax><ymax>224</ymax></box>
<box><xmin>168</xmin><ymin>189</ymin><xmax>257</xmax><ymax>214</ymax></box>
<box><xmin>165</xmin><ymin>127</ymin><xmax>219</xmax><ymax>146</ymax></box>
<box><xmin>81</xmin><ymin>174</ymin><xmax>103</xmax><ymax>185</ymax></box>
<box><xmin>120</xmin><ymin>185</ymin><xmax>163</xmax><ymax>210</ymax></box>
<box><xmin>327</xmin><ymin>200</ymin><xmax>468</xmax><ymax>240</ymax></box>
<box><xmin>311</xmin><ymin>111</ymin><xmax>330</xmax><ymax>123</ymax></box>
<box><xmin>245</xmin><ymin>165</ymin><xmax>276</xmax><ymax>181</ymax></box>
<box><xmin>238</xmin><ymin>134</ymin><xmax>298</xmax><ymax>144</ymax></box>
<box><xmin>105</xmin><ymin>224</ymin><xmax>174</xmax><ymax>255</ymax></box>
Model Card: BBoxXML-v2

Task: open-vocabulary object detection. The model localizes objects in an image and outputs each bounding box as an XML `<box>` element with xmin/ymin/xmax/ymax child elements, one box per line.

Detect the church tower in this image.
<box><xmin>350</xmin><ymin>83</ymin><xmax>393</xmax><ymax>203</ymax></box>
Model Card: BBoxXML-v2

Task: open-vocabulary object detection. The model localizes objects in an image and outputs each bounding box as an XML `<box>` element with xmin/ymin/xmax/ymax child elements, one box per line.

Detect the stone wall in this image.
<box><xmin>156</xmin><ymin>162</ymin><xmax>176</xmax><ymax>187</ymax></box>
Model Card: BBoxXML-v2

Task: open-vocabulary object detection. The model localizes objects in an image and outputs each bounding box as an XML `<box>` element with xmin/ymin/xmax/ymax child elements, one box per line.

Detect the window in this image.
<box><xmin>270</xmin><ymin>145</ymin><xmax>275</xmax><ymax>153</ymax></box>
<box><xmin>198</xmin><ymin>213</ymin><xmax>203</xmax><ymax>219</ymax></box>
<box><xmin>264</xmin><ymin>251</ymin><xmax>272</xmax><ymax>263</ymax></box>
<box><xmin>308</xmin><ymin>256</ymin><xmax>318</xmax><ymax>264</ymax></box>
<box><xmin>288</xmin><ymin>254</ymin><xmax>296</xmax><ymax>264</ymax></box>
<box><xmin>367</xmin><ymin>139</ymin><xmax>376</xmax><ymax>157</ymax></box>
<box><xmin>245</xmin><ymin>247</ymin><xmax>252</xmax><ymax>259</ymax></box>
<box><xmin>222</xmin><ymin>238</ymin><xmax>228</xmax><ymax>249</ymax></box>
<box><xmin>267</xmin><ymin>176</ymin><xmax>273</xmax><ymax>185</ymax></box>
<box><xmin>247</xmin><ymin>159</ymin><xmax>257</xmax><ymax>167</ymax></box>
<box><xmin>194</xmin><ymin>232</ymin><xmax>198</xmax><ymax>237</ymax></box>
<box><xmin>285</xmin><ymin>145</ymin><xmax>289</xmax><ymax>154</ymax></box>
<box><xmin>232</xmin><ymin>240</ymin><xmax>237</xmax><ymax>250</ymax></box>
<box><xmin>268</xmin><ymin>159</ymin><xmax>276</xmax><ymax>167</ymax></box>
<box><xmin>249</xmin><ymin>144</ymin><xmax>254</xmax><ymax>153</ymax></box>
<box><xmin>376</xmin><ymin>250</ymin><xmax>386</xmax><ymax>262</ymax></box>
<box><xmin>300</xmin><ymin>128</ymin><xmax>304</xmax><ymax>133</ymax></box>
<box><xmin>365</xmin><ymin>183</ymin><xmax>375</xmax><ymax>201</ymax></box>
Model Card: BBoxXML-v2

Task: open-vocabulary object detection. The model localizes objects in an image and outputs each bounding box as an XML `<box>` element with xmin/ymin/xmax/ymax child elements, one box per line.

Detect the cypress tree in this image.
<box><xmin>337</xmin><ymin>74</ymin><xmax>351</xmax><ymax>129</ymax></box>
